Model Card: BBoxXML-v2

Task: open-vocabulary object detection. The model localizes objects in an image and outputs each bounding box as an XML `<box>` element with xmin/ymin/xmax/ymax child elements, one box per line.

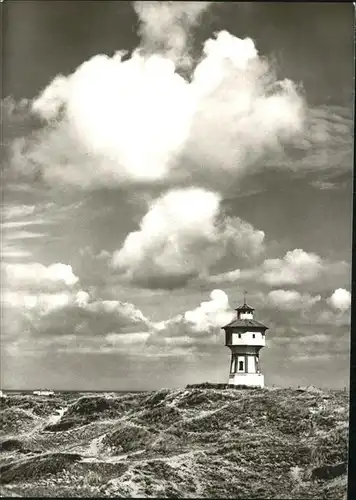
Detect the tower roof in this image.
<box><xmin>223</xmin><ymin>318</ymin><xmax>268</xmax><ymax>329</ymax></box>
<box><xmin>234</xmin><ymin>303</ymin><xmax>255</xmax><ymax>312</ymax></box>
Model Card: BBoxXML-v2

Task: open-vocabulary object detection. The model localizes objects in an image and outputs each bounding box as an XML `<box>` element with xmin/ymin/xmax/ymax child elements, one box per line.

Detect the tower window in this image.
<box><xmin>252</xmin><ymin>334</ymin><xmax>255</xmax><ymax>338</ymax></box>
<box><xmin>238</xmin><ymin>361</ymin><xmax>244</xmax><ymax>371</ymax></box>
<box><xmin>238</xmin><ymin>334</ymin><xmax>241</xmax><ymax>338</ymax></box>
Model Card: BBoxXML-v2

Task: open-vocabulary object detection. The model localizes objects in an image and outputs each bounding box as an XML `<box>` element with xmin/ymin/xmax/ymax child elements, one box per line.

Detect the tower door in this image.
<box><xmin>237</xmin><ymin>356</ymin><xmax>245</xmax><ymax>372</ymax></box>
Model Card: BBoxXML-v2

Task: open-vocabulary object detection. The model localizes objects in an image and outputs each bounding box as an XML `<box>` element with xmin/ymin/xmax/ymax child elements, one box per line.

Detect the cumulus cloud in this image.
<box><xmin>6</xmin><ymin>280</ymin><xmax>347</xmax><ymax>364</ymax></box>
<box><xmin>14</xmin><ymin>295</ymin><xmax>150</xmax><ymax>342</ymax></box>
<box><xmin>112</xmin><ymin>187</ymin><xmax>265</xmax><ymax>288</ymax></box>
<box><xmin>75</xmin><ymin>290</ymin><xmax>90</xmax><ymax>307</ymax></box>
<box><xmin>184</xmin><ymin>289</ymin><xmax>234</xmax><ymax>329</ymax></box>
<box><xmin>267</xmin><ymin>289</ymin><xmax>321</xmax><ymax>311</ymax></box>
<box><xmin>147</xmin><ymin>289</ymin><xmax>234</xmax><ymax>353</ymax></box>
<box><xmin>82</xmin><ymin>299</ymin><xmax>148</xmax><ymax>325</ymax></box>
<box><xmin>3</xmin><ymin>262</ymin><xmax>79</xmax><ymax>291</ymax></box>
<box><xmin>2</xmin><ymin>290</ymin><xmax>72</xmax><ymax>314</ymax></box>
<box><xmin>205</xmin><ymin>249</ymin><xmax>324</xmax><ymax>287</ymax></box>
<box><xmin>3</xmin><ymin>284</ymin><xmax>236</xmax><ymax>359</ymax></box>
<box><xmin>260</xmin><ymin>249</ymin><xmax>323</xmax><ymax>286</ymax></box>
<box><xmin>208</xmin><ymin>249</ymin><xmax>349</xmax><ymax>290</ymax></box>
<box><xmin>134</xmin><ymin>1</ymin><xmax>211</xmax><ymax>67</ymax></box>
<box><xmin>31</xmin><ymin>75</ymin><xmax>69</xmax><ymax>121</ymax></box>
<box><xmin>327</xmin><ymin>288</ymin><xmax>351</xmax><ymax>312</ymax></box>
<box><xmin>5</xmin><ymin>27</ymin><xmax>304</xmax><ymax>189</ymax></box>
<box><xmin>1</xmin><ymin>262</ymin><xmax>82</xmax><ymax>325</ymax></box>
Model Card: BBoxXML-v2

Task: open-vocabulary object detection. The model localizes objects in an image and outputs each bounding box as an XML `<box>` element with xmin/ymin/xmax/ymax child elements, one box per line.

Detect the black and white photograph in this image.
<box><xmin>0</xmin><ymin>1</ymin><xmax>354</xmax><ymax>498</ymax></box>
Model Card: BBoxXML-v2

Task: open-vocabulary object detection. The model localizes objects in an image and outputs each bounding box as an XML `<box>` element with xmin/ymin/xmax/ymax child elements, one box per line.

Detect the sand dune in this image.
<box><xmin>0</xmin><ymin>387</ymin><xmax>349</xmax><ymax>498</ymax></box>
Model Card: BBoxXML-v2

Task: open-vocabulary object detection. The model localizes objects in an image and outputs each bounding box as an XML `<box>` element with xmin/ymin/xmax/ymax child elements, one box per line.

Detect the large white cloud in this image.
<box><xmin>112</xmin><ymin>187</ymin><xmax>265</xmax><ymax>287</ymax></box>
<box><xmin>11</xmin><ymin>29</ymin><xmax>304</xmax><ymax>188</ymax></box>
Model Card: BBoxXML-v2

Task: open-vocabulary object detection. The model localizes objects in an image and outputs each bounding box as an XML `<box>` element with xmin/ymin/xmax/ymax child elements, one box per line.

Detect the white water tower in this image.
<box><xmin>222</xmin><ymin>292</ymin><xmax>268</xmax><ymax>388</ymax></box>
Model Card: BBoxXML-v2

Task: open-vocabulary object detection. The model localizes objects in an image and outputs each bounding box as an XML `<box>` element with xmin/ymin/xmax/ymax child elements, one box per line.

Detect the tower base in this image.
<box><xmin>228</xmin><ymin>373</ymin><xmax>264</xmax><ymax>388</ymax></box>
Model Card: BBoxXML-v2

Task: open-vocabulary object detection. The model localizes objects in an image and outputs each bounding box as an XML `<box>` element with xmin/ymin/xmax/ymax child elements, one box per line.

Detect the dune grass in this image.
<box><xmin>0</xmin><ymin>387</ymin><xmax>349</xmax><ymax>498</ymax></box>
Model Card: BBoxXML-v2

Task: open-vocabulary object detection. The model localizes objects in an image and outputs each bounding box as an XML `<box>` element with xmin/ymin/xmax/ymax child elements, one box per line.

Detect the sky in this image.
<box><xmin>1</xmin><ymin>1</ymin><xmax>354</xmax><ymax>391</ymax></box>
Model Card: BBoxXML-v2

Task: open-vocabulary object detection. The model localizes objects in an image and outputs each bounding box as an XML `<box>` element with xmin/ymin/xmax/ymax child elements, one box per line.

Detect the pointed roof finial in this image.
<box><xmin>234</xmin><ymin>290</ymin><xmax>255</xmax><ymax>312</ymax></box>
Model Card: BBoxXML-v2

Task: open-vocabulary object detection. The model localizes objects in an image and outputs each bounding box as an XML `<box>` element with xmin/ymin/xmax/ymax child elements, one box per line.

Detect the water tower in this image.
<box><xmin>222</xmin><ymin>292</ymin><xmax>268</xmax><ymax>388</ymax></box>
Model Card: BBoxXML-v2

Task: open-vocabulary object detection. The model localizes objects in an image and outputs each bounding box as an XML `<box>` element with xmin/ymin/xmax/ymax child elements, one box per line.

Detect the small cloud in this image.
<box><xmin>289</xmin><ymin>353</ymin><xmax>333</xmax><ymax>363</ymax></box>
<box><xmin>284</xmin><ymin>105</ymin><xmax>353</xmax><ymax>173</ymax></box>
<box><xmin>207</xmin><ymin>268</ymin><xmax>241</xmax><ymax>284</ymax></box>
<box><xmin>310</xmin><ymin>180</ymin><xmax>338</xmax><ymax>190</ymax></box>
<box><xmin>148</xmin><ymin>288</ymin><xmax>235</xmax><ymax>352</ymax></box>
<box><xmin>2</xmin><ymin>221</ymin><xmax>47</xmax><ymax>230</ymax></box>
<box><xmin>2</xmin><ymin>205</ymin><xmax>36</xmax><ymax>220</ymax></box>
<box><xmin>327</xmin><ymin>288</ymin><xmax>351</xmax><ymax>312</ymax></box>
<box><xmin>261</xmin><ymin>249</ymin><xmax>323</xmax><ymax>286</ymax></box>
<box><xmin>134</xmin><ymin>1</ymin><xmax>211</xmax><ymax>68</ymax></box>
<box><xmin>183</xmin><ymin>289</ymin><xmax>233</xmax><ymax>331</ymax></box>
<box><xmin>298</xmin><ymin>333</ymin><xmax>330</xmax><ymax>344</ymax></box>
<box><xmin>75</xmin><ymin>290</ymin><xmax>90</xmax><ymax>307</ymax></box>
<box><xmin>231</xmin><ymin>248</ymin><xmax>348</xmax><ymax>290</ymax></box>
<box><xmin>1</xmin><ymin>245</ymin><xmax>33</xmax><ymax>260</ymax></box>
<box><xmin>106</xmin><ymin>331</ymin><xmax>150</xmax><ymax>347</ymax></box>
<box><xmin>4</xmin><ymin>230</ymin><xmax>46</xmax><ymax>240</ymax></box>
<box><xmin>3</xmin><ymin>262</ymin><xmax>79</xmax><ymax>291</ymax></box>
<box><xmin>2</xmin><ymin>290</ymin><xmax>72</xmax><ymax>314</ymax></box>
<box><xmin>315</xmin><ymin>308</ymin><xmax>350</xmax><ymax>327</ymax></box>
<box><xmin>267</xmin><ymin>289</ymin><xmax>321</xmax><ymax>311</ymax></box>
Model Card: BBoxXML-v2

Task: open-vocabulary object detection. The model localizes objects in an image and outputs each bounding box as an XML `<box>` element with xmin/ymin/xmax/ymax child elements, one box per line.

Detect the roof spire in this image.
<box><xmin>243</xmin><ymin>290</ymin><xmax>248</xmax><ymax>306</ymax></box>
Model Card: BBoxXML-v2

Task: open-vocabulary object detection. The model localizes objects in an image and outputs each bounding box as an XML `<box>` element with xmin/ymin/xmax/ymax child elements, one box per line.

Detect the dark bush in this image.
<box><xmin>311</xmin><ymin>462</ymin><xmax>347</xmax><ymax>480</ymax></box>
<box><xmin>0</xmin><ymin>408</ymin><xmax>36</xmax><ymax>436</ymax></box>
<box><xmin>102</xmin><ymin>423</ymin><xmax>153</xmax><ymax>454</ymax></box>
<box><xmin>144</xmin><ymin>389</ymin><xmax>171</xmax><ymax>407</ymax></box>
<box><xmin>133</xmin><ymin>405</ymin><xmax>183</xmax><ymax>429</ymax></box>
<box><xmin>0</xmin><ymin>438</ymin><xmax>24</xmax><ymax>452</ymax></box>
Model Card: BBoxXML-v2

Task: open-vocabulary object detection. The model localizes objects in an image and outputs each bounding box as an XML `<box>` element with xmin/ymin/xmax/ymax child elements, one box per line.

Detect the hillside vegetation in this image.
<box><xmin>0</xmin><ymin>387</ymin><xmax>349</xmax><ymax>498</ymax></box>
